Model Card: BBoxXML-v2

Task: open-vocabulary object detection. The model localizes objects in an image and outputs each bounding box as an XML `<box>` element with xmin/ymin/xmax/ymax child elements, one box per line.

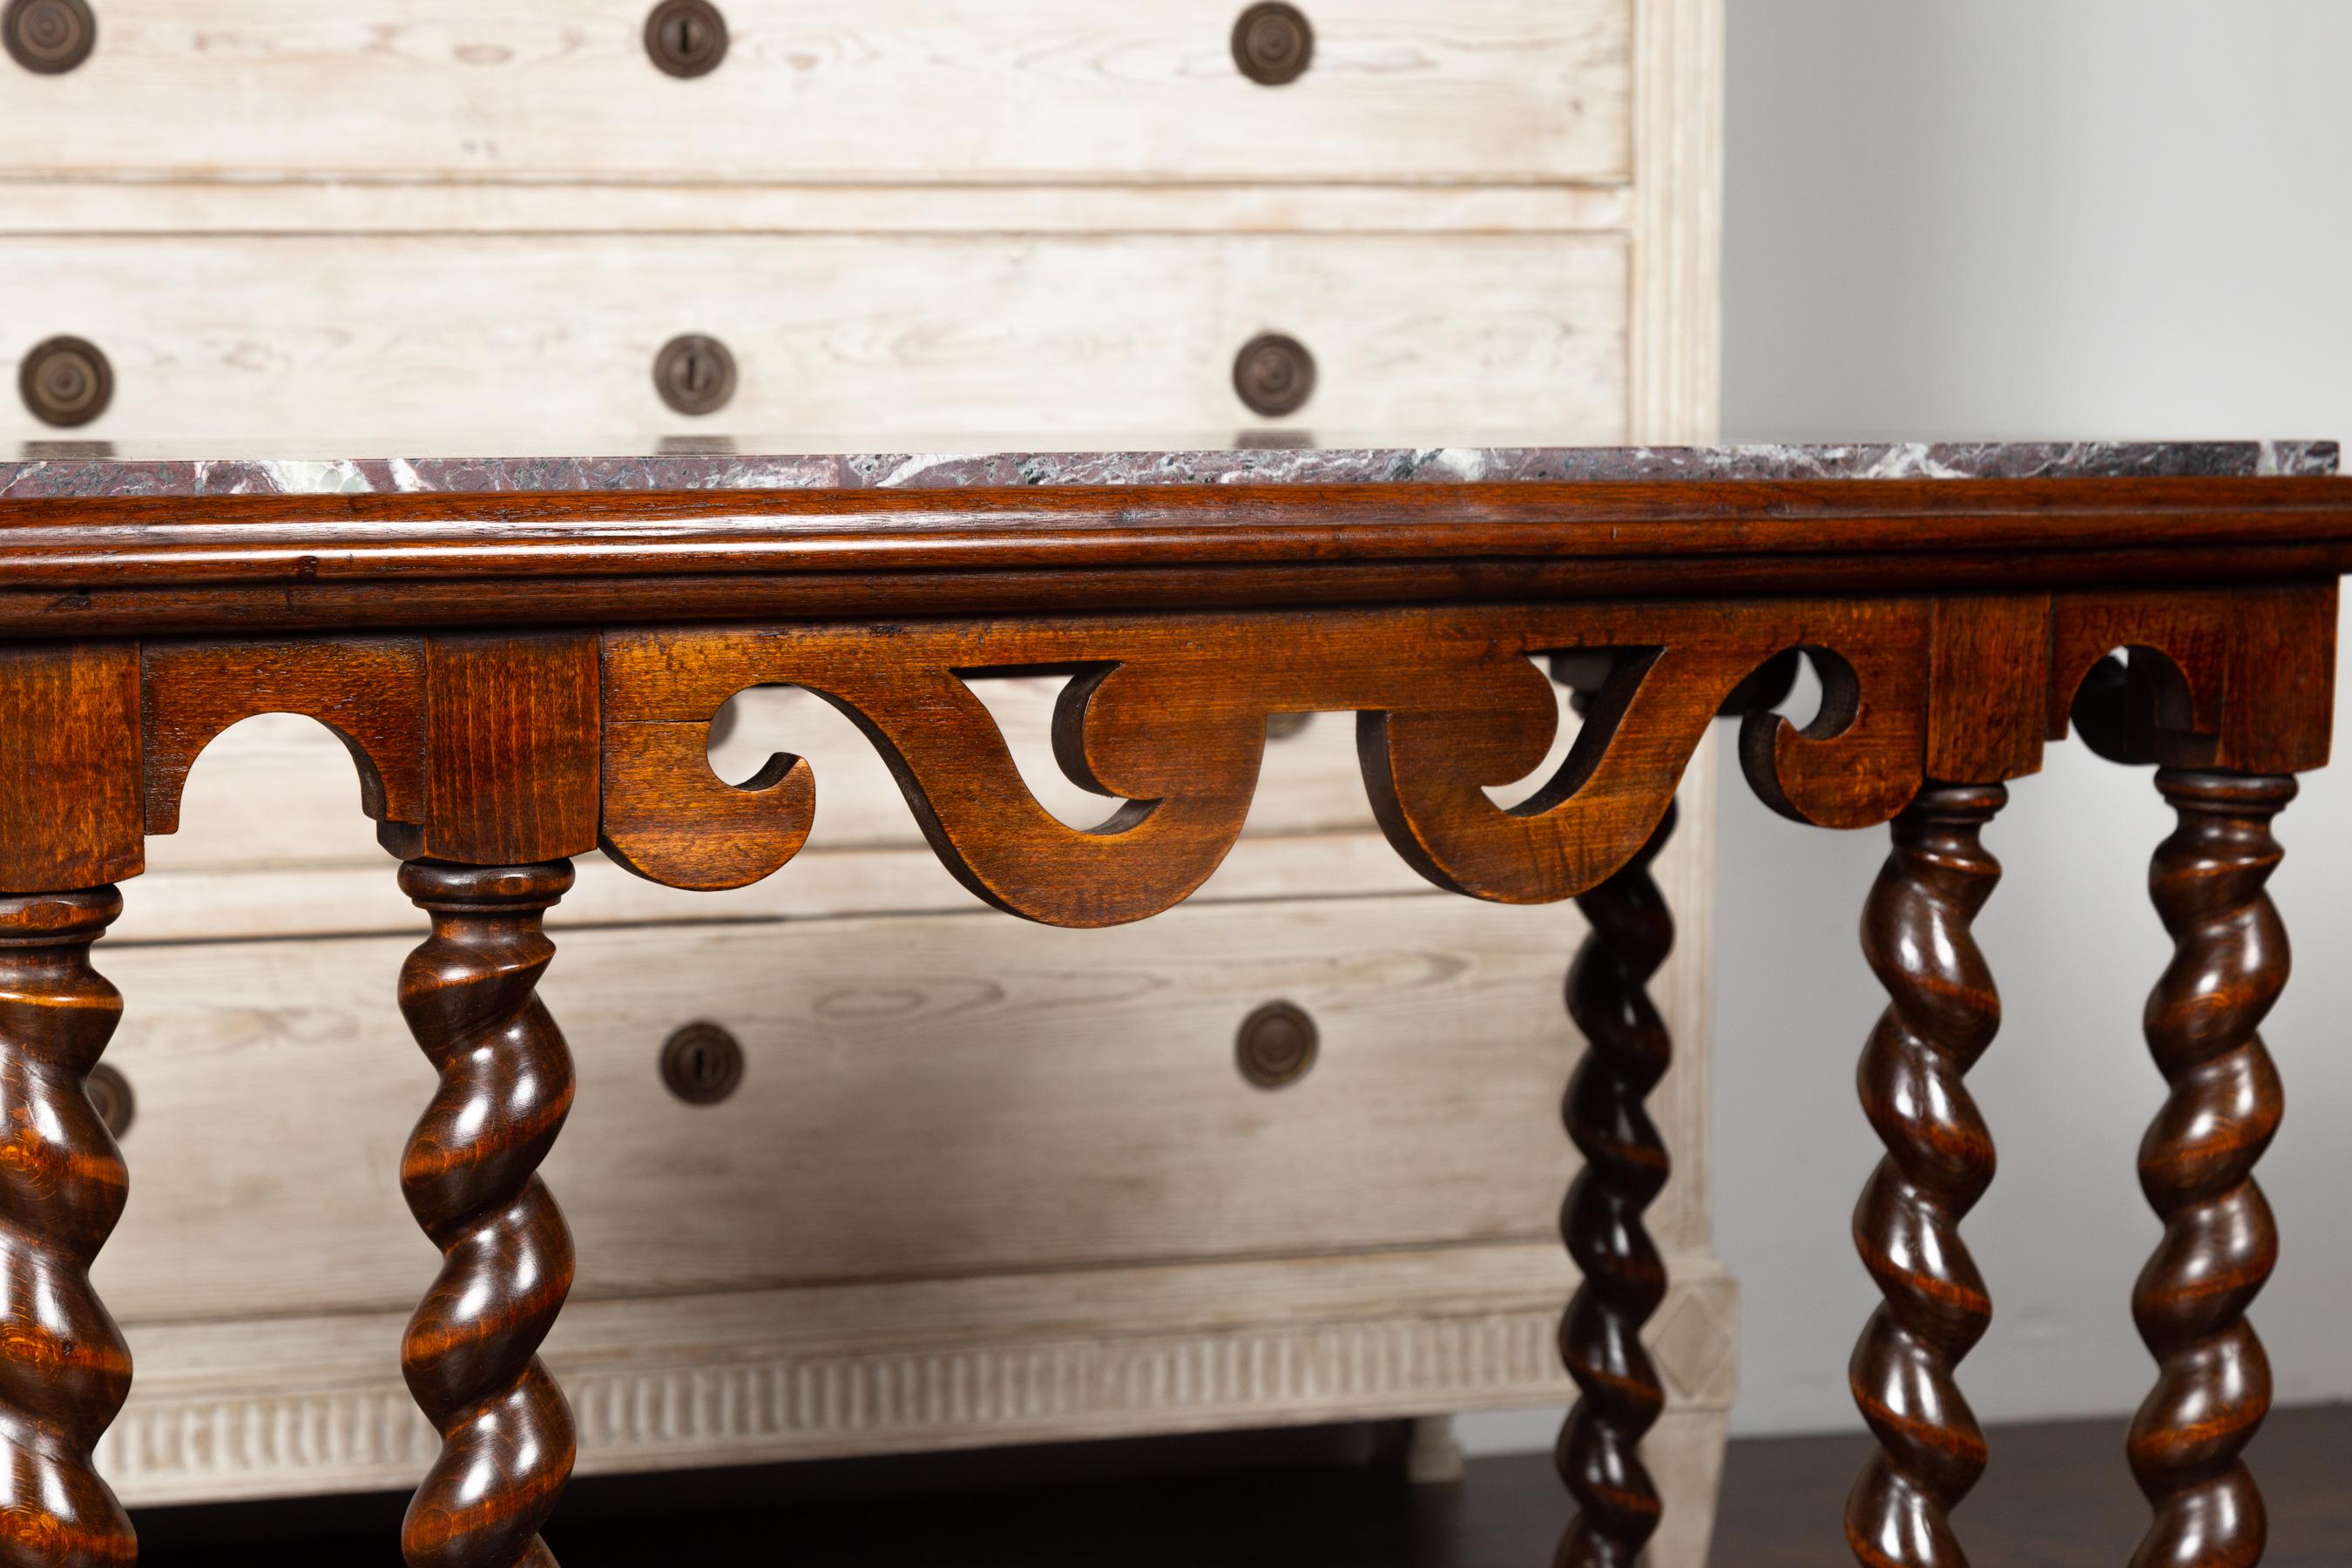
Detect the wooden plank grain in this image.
<box><xmin>1923</xmin><ymin>593</ymin><xmax>2051</xmax><ymax>783</ymax></box>
<box><xmin>0</xmin><ymin>642</ymin><xmax>144</xmax><ymax>890</ymax></box>
<box><xmin>0</xmin><ymin>232</ymin><xmax>1630</xmax><ymax>449</ymax></box>
<box><xmin>395</xmin><ymin>632</ymin><xmax>603</xmax><ymax>864</ymax></box>
<box><xmin>9</xmin><ymin>543</ymin><xmax>2352</xmax><ymax>641</ymax></box>
<box><xmin>6</xmin><ymin>477</ymin><xmax>2352</xmax><ymax>582</ymax></box>
<box><xmin>0</xmin><ymin>1</ymin><xmax>1630</xmax><ymax>186</ymax></box>
<box><xmin>141</xmin><ymin>635</ymin><xmax>428</xmax><ymax>838</ymax></box>
<box><xmin>0</xmin><ymin>478</ymin><xmax>2347</xmax><ymax>640</ymax></box>
<box><xmin>91</xmin><ymin>894</ymin><xmax>1686</xmax><ymax>1321</ymax></box>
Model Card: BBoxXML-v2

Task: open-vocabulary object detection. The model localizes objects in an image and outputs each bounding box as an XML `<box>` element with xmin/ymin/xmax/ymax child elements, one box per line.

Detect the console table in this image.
<box><xmin>0</xmin><ymin>437</ymin><xmax>2342</xmax><ymax>1567</ymax></box>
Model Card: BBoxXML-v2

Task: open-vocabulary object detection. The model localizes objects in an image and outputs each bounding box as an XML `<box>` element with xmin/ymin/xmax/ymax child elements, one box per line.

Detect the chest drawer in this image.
<box><xmin>88</xmin><ymin>890</ymin><xmax>1701</xmax><ymax>1326</ymax></box>
<box><xmin>2</xmin><ymin>232</ymin><xmax>1627</xmax><ymax>444</ymax></box>
<box><xmin>2</xmin><ymin>2</ymin><xmax>1628</xmax><ymax>186</ymax></box>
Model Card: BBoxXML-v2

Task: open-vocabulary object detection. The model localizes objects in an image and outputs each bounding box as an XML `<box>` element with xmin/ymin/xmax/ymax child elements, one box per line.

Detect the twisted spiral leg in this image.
<box><xmin>0</xmin><ymin>889</ymin><xmax>134</xmax><ymax>1567</ymax></box>
<box><xmin>1555</xmin><ymin>801</ymin><xmax>1676</xmax><ymax>1568</ymax></box>
<box><xmin>2129</xmin><ymin>770</ymin><xmax>2291</xmax><ymax>1568</ymax></box>
<box><xmin>1845</xmin><ymin>783</ymin><xmax>2004</xmax><ymax>1568</ymax></box>
<box><xmin>397</xmin><ymin>861</ymin><xmax>579</xmax><ymax>1568</ymax></box>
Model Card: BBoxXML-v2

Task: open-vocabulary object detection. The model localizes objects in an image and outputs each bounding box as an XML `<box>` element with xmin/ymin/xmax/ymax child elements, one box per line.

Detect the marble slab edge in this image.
<box><xmin>0</xmin><ymin>440</ymin><xmax>2337</xmax><ymax>499</ymax></box>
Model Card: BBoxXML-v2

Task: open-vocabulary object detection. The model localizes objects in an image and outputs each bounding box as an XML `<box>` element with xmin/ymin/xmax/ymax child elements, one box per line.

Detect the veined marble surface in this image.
<box><xmin>0</xmin><ymin>439</ymin><xmax>2336</xmax><ymax>498</ymax></box>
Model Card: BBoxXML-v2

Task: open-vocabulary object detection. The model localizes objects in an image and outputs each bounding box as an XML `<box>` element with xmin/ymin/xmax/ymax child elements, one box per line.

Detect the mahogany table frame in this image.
<box><xmin>0</xmin><ymin>474</ymin><xmax>2344</xmax><ymax>1567</ymax></box>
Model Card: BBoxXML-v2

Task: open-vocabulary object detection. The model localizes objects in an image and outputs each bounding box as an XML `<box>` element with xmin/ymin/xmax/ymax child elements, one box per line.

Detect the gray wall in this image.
<box><xmin>1713</xmin><ymin>0</ymin><xmax>2352</xmax><ymax>1436</ymax></box>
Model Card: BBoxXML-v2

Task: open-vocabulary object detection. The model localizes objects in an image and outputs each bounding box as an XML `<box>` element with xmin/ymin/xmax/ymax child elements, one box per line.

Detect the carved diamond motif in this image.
<box><xmin>1650</xmin><ymin>1290</ymin><xmax>1734</xmax><ymax>1403</ymax></box>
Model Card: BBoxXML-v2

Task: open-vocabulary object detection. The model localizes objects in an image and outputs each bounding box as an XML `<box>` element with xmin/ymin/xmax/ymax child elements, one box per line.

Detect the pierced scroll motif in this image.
<box><xmin>600</xmin><ymin>600</ymin><xmax>1936</xmax><ymax>926</ymax></box>
<box><xmin>2050</xmin><ymin>585</ymin><xmax>2336</xmax><ymax>779</ymax></box>
<box><xmin>131</xmin><ymin>596</ymin><xmax>2284</xmax><ymax>923</ymax></box>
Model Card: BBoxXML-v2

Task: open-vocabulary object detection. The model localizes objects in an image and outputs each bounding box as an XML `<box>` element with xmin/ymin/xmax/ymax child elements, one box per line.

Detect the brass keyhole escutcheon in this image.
<box><xmin>1232</xmin><ymin>333</ymin><xmax>1315</xmax><ymax>419</ymax></box>
<box><xmin>661</xmin><ymin>1021</ymin><xmax>746</xmax><ymax>1105</ymax></box>
<box><xmin>4</xmin><ymin>0</ymin><xmax>95</xmax><ymax>74</ymax></box>
<box><xmin>1232</xmin><ymin>2</ymin><xmax>1312</xmax><ymax>86</ymax></box>
<box><xmin>645</xmin><ymin>0</ymin><xmax>727</xmax><ymax>78</ymax></box>
<box><xmin>19</xmin><ymin>336</ymin><xmax>113</xmax><ymax>428</ymax></box>
<box><xmin>86</xmin><ymin>1064</ymin><xmax>133</xmax><ymax>1139</ymax></box>
<box><xmin>1236</xmin><ymin>1000</ymin><xmax>1319</xmax><ymax>1090</ymax></box>
<box><xmin>653</xmin><ymin>333</ymin><xmax>738</xmax><ymax>416</ymax></box>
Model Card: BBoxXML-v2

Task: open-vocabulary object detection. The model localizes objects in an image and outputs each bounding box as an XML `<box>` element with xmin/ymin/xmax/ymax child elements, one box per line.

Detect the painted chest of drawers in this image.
<box><xmin>3</xmin><ymin>2</ymin><xmax>1732</xmax><ymax>1561</ymax></box>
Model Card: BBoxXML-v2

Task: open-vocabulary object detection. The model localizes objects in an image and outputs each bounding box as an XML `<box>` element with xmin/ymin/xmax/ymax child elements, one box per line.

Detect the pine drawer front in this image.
<box><xmin>0</xmin><ymin>232</ymin><xmax>1626</xmax><ymax>445</ymax></box>
<box><xmin>89</xmin><ymin>890</ymin><xmax>1709</xmax><ymax>1325</ymax></box>
<box><xmin>2</xmin><ymin>2</ymin><xmax>1629</xmax><ymax>186</ymax></box>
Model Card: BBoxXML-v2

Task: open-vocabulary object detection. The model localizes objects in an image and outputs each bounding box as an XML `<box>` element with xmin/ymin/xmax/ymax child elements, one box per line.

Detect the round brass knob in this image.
<box><xmin>1232</xmin><ymin>3</ymin><xmax>1312</xmax><ymax>86</ymax></box>
<box><xmin>660</xmin><ymin>1021</ymin><xmax>745</xmax><ymax>1105</ymax></box>
<box><xmin>4</xmin><ymin>0</ymin><xmax>94</xmax><ymax>74</ymax></box>
<box><xmin>86</xmin><ymin>1063</ymin><xmax>133</xmax><ymax>1139</ymax></box>
<box><xmin>653</xmin><ymin>333</ymin><xmax>737</xmax><ymax>416</ymax></box>
<box><xmin>19</xmin><ymin>335</ymin><xmax>112</xmax><ymax>428</ymax></box>
<box><xmin>1264</xmin><ymin>712</ymin><xmax>1313</xmax><ymax>740</ymax></box>
<box><xmin>1233</xmin><ymin>333</ymin><xmax>1315</xmax><ymax>419</ymax></box>
<box><xmin>1236</xmin><ymin>1000</ymin><xmax>1318</xmax><ymax>1090</ymax></box>
<box><xmin>645</xmin><ymin>0</ymin><xmax>727</xmax><ymax>78</ymax></box>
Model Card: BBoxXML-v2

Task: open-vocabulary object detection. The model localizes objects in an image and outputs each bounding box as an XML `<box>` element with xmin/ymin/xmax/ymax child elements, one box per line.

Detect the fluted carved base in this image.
<box><xmin>2129</xmin><ymin>770</ymin><xmax>2291</xmax><ymax>1568</ymax></box>
<box><xmin>0</xmin><ymin>889</ymin><xmax>135</xmax><ymax>1567</ymax></box>
<box><xmin>1556</xmin><ymin>801</ymin><xmax>1675</xmax><ymax>1568</ymax></box>
<box><xmin>397</xmin><ymin>861</ymin><xmax>579</xmax><ymax>1568</ymax></box>
<box><xmin>1847</xmin><ymin>784</ymin><xmax>2004</xmax><ymax>1568</ymax></box>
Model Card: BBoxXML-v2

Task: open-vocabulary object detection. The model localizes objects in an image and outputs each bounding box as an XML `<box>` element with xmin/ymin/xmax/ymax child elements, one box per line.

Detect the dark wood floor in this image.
<box><xmin>132</xmin><ymin>1404</ymin><xmax>2352</xmax><ymax>1565</ymax></box>
<box><xmin>1711</xmin><ymin>1404</ymin><xmax>2349</xmax><ymax>1567</ymax></box>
